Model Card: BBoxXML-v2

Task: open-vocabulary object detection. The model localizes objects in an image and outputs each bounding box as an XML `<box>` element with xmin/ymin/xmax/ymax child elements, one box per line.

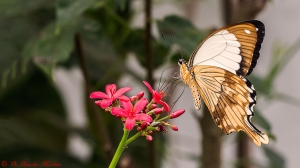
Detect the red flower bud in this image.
<box><xmin>150</xmin><ymin>104</ymin><xmax>157</xmax><ymax>109</ymax></box>
<box><xmin>146</xmin><ymin>135</ymin><xmax>153</xmax><ymax>141</ymax></box>
<box><xmin>155</xmin><ymin>127</ymin><xmax>160</xmax><ymax>132</ymax></box>
<box><xmin>137</xmin><ymin>91</ymin><xmax>144</xmax><ymax>99</ymax></box>
<box><xmin>137</xmin><ymin>127</ymin><xmax>142</xmax><ymax>131</ymax></box>
<box><xmin>170</xmin><ymin>125</ymin><xmax>178</xmax><ymax>131</ymax></box>
<box><xmin>153</xmin><ymin>107</ymin><xmax>164</xmax><ymax>114</ymax></box>
<box><xmin>131</xmin><ymin>91</ymin><xmax>145</xmax><ymax>102</ymax></box>
<box><xmin>156</xmin><ymin>125</ymin><xmax>165</xmax><ymax>132</ymax></box>
<box><xmin>130</xmin><ymin>96</ymin><xmax>137</xmax><ymax>101</ymax></box>
<box><xmin>147</xmin><ymin>130</ymin><xmax>153</xmax><ymax>134</ymax></box>
<box><xmin>170</xmin><ymin>109</ymin><xmax>185</xmax><ymax>119</ymax></box>
<box><xmin>141</xmin><ymin>122</ymin><xmax>149</xmax><ymax>130</ymax></box>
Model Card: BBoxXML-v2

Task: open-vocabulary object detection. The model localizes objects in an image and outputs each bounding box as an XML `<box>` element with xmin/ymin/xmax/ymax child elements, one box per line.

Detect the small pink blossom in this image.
<box><xmin>146</xmin><ymin>135</ymin><xmax>153</xmax><ymax>141</ymax></box>
<box><xmin>136</xmin><ymin>91</ymin><xmax>144</xmax><ymax>99</ymax></box>
<box><xmin>140</xmin><ymin>121</ymin><xmax>150</xmax><ymax>130</ymax></box>
<box><xmin>156</xmin><ymin>125</ymin><xmax>165</xmax><ymax>132</ymax></box>
<box><xmin>111</xmin><ymin>98</ymin><xmax>153</xmax><ymax>130</ymax></box>
<box><xmin>170</xmin><ymin>125</ymin><xmax>178</xmax><ymax>131</ymax></box>
<box><xmin>150</xmin><ymin>104</ymin><xmax>157</xmax><ymax>109</ymax></box>
<box><xmin>90</xmin><ymin>84</ymin><xmax>131</xmax><ymax>108</ymax></box>
<box><xmin>130</xmin><ymin>91</ymin><xmax>144</xmax><ymax>101</ymax></box>
<box><xmin>143</xmin><ymin>81</ymin><xmax>170</xmax><ymax>112</ymax></box>
<box><xmin>153</xmin><ymin>107</ymin><xmax>164</xmax><ymax>115</ymax></box>
<box><xmin>170</xmin><ymin>109</ymin><xmax>185</xmax><ymax>119</ymax></box>
<box><xmin>130</xmin><ymin>96</ymin><xmax>138</xmax><ymax>102</ymax></box>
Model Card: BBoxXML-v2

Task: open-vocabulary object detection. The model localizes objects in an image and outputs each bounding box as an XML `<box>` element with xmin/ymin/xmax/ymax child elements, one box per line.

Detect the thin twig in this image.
<box><xmin>145</xmin><ymin>0</ymin><xmax>156</xmax><ymax>167</ymax></box>
<box><xmin>75</xmin><ymin>33</ymin><xmax>115</xmax><ymax>163</ymax></box>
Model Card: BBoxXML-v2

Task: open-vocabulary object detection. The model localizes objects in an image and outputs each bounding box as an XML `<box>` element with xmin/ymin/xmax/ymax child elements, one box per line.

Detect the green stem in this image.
<box><xmin>153</xmin><ymin>114</ymin><xmax>160</xmax><ymax>121</ymax></box>
<box><xmin>146</xmin><ymin>100</ymin><xmax>154</xmax><ymax>112</ymax></box>
<box><xmin>125</xmin><ymin>132</ymin><xmax>142</xmax><ymax>146</ymax></box>
<box><xmin>109</xmin><ymin>128</ymin><xmax>130</xmax><ymax>168</ymax></box>
<box><xmin>125</xmin><ymin>127</ymin><xmax>157</xmax><ymax>146</ymax></box>
<box><xmin>157</xmin><ymin>116</ymin><xmax>170</xmax><ymax>122</ymax></box>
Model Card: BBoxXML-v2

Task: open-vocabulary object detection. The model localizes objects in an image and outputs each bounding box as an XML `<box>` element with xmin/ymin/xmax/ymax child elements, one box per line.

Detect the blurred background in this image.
<box><xmin>1</xmin><ymin>0</ymin><xmax>300</xmax><ymax>168</ymax></box>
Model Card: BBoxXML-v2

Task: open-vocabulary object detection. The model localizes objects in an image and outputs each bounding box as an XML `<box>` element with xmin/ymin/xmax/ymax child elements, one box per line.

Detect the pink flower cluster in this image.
<box><xmin>90</xmin><ymin>81</ymin><xmax>185</xmax><ymax>141</ymax></box>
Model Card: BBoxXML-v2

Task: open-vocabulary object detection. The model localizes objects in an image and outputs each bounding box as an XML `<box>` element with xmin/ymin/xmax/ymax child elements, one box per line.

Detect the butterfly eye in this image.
<box><xmin>178</xmin><ymin>59</ymin><xmax>185</xmax><ymax>64</ymax></box>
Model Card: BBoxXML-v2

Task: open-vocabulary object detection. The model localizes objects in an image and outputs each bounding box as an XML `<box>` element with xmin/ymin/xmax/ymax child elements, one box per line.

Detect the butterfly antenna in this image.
<box><xmin>160</xmin><ymin>72</ymin><xmax>181</xmax><ymax>92</ymax></box>
<box><xmin>170</xmin><ymin>34</ymin><xmax>184</xmax><ymax>59</ymax></box>
<box><xmin>158</xmin><ymin>65</ymin><xmax>170</xmax><ymax>91</ymax></box>
<box><xmin>158</xmin><ymin>65</ymin><xmax>179</xmax><ymax>91</ymax></box>
<box><xmin>162</xmin><ymin>76</ymin><xmax>180</xmax><ymax>93</ymax></box>
<box><xmin>161</xmin><ymin>34</ymin><xmax>184</xmax><ymax>60</ymax></box>
<box><xmin>170</xmin><ymin>84</ymin><xmax>186</xmax><ymax>110</ymax></box>
<box><xmin>165</xmin><ymin>80</ymin><xmax>183</xmax><ymax>101</ymax></box>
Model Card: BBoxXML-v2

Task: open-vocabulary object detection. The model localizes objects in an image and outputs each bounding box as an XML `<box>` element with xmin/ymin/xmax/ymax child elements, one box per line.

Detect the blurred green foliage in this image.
<box><xmin>0</xmin><ymin>0</ymin><xmax>298</xmax><ymax>167</ymax></box>
<box><xmin>0</xmin><ymin>0</ymin><xmax>173</xmax><ymax>167</ymax></box>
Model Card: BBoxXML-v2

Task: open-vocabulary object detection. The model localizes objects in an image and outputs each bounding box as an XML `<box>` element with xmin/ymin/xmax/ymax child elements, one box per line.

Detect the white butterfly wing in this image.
<box><xmin>189</xmin><ymin>20</ymin><xmax>265</xmax><ymax>77</ymax></box>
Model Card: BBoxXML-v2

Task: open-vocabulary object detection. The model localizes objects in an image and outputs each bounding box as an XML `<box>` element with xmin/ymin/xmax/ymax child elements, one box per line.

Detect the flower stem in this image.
<box><xmin>125</xmin><ymin>132</ymin><xmax>142</xmax><ymax>146</ymax></box>
<box><xmin>157</xmin><ymin>116</ymin><xmax>170</xmax><ymax>122</ymax></box>
<box><xmin>109</xmin><ymin>128</ymin><xmax>130</xmax><ymax>168</ymax></box>
<box><xmin>125</xmin><ymin>127</ymin><xmax>157</xmax><ymax>146</ymax></box>
<box><xmin>153</xmin><ymin>114</ymin><xmax>160</xmax><ymax>121</ymax></box>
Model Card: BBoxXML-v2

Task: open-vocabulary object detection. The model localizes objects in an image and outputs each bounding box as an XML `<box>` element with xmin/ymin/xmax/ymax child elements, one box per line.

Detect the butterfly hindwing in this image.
<box><xmin>191</xmin><ymin>65</ymin><xmax>268</xmax><ymax>146</ymax></box>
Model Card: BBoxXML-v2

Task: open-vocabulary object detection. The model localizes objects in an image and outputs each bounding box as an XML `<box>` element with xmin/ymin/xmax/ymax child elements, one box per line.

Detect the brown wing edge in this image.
<box><xmin>242</xmin><ymin>20</ymin><xmax>265</xmax><ymax>76</ymax></box>
<box><xmin>243</xmin><ymin>77</ymin><xmax>269</xmax><ymax>145</ymax></box>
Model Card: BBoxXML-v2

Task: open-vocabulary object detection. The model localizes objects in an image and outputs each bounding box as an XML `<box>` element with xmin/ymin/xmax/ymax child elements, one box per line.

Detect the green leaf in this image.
<box><xmin>0</xmin><ymin>68</ymin><xmax>67</xmax><ymax>148</ymax></box>
<box><xmin>247</xmin><ymin>75</ymin><xmax>268</xmax><ymax>95</ymax></box>
<box><xmin>252</xmin><ymin>108</ymin><xmax>271</xmax><ymax>132</ymax></box>
<box><xmin>22</xmin><ymin>22</ymin><xmax>76</xmax><ymax>78</ymax></box>
<box><xmin>0</xmin><ymin>16</ymin><xmax>39</xmax><ymax>88</ymax></box>
<box><xmin>115</xmin><ymin>0</ymin><xmax>127</xmax><ymax>11</ymax></box>
<box><xmin>157</xmin><ymin>15</ymin><xmax>209</xmax><ymax>58</ymax></box>
<box><xmin>56</xmin><ymin>0</ymin><xmax>95</xmax><ymax>33</ymax></box>
<box><xmin>0</xmin><ymin>0</ymin><xmax>54</xmax><ymax>22</ymax></box>
<box><xmin>272</xmin><ymin>39</ymin><xmax>300</xmax><ymax>73</ymax></box>
<box><xmin>252</xmin><ymin>108</ymin><xmax>276</xmax><ymax>141</ymax></box>
<box><xmin>263</xmin><ymin>146</ymin><xmax>285</xmax><ymax>168</ymax></box>
<box><xmin>261</xmin><ymin>39</ymin><xmax>300</xmax><ymax>95</ymax></box>
<box><xmin>124</xmin><ymin>28</ymin><xmax>169</xmax><ymax>69</ymax></box>
<box><xmin>1</xmin><ymin>70</ymin><xmax>10</xmax><ymax>88</ymax></box>
<box><xmin>274</xmin><ymin>92</ymin><xmax>300</xmax><ymax>109</ymax></box>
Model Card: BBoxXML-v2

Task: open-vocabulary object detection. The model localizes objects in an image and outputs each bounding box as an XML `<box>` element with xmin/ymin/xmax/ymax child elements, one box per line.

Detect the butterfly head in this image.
<box><xmin>178</xmin><ymin>59</ymin><xmax>190</xmax><ymax>84</ymax></box>
<box><xmin>178</xmin><ymin>58</ymin><xmax>185</xmax><ymax>65</ymax></box>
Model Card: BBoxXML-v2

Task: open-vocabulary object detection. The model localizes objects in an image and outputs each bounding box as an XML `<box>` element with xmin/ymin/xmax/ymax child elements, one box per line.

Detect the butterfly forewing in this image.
<box><xmin>188</xmin><ymin>20</ymin><xmax>265</xmax><ymax>77</ymax></box>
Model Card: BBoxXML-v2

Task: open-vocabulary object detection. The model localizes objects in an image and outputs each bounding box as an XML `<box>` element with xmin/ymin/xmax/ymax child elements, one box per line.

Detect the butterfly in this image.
<box><xmin>178</xmin><ymin>20</ymin><xmax>269</xmax><ymax>146</ymax></box>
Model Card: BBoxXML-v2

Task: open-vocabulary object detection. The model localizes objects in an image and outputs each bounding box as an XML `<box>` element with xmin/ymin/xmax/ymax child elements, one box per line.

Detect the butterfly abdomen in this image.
<box><xmin>188</xmin><ymin>79</ymin><xmax>202</xmax><ymax>110</ymax></box>
<box><xmin>179</xmin><ymin>62</ymin><xmax>202</xmax><ymax>110</ymax></box>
